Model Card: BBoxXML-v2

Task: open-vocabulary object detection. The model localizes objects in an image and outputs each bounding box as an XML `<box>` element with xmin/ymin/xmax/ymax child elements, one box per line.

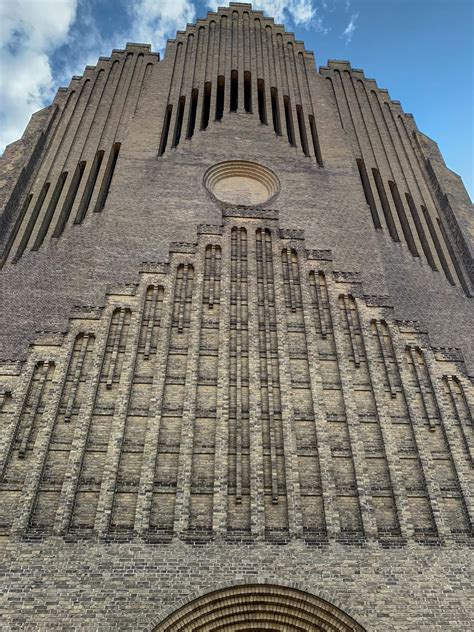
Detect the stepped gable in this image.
<box><xmin>0</xmin><ymin>4</ymin><xmax>472</xmax><ymax>371</ymax></box>
<box><xmin>0</xmin><ymin>3</ymin><xmax>473</xmax><ymax>630</ymax></box>
<box><xmin>1</xmin><ymin>210</ymin><xmax>472</xmax><ymax>544</ymax></box>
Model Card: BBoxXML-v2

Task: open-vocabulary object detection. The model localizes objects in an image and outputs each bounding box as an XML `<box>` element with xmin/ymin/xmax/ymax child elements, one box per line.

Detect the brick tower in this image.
<box><xmin>0</xmin><ymin>4</ymin><xmax>473</xmax><ymax>629</ymax></box>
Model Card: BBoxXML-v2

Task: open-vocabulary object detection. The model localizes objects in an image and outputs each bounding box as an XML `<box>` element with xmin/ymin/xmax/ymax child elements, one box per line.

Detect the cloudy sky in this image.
<box><xmin>0</xmin><ymin>0</ymin><xmax>472</xmax><ymax>197</ymax></box>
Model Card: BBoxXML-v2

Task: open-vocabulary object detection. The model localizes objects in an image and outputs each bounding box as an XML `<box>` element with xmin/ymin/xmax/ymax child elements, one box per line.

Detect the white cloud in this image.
<box><xmin>0</xmin><ymin>0</ymin><xmax>196</xmax><ymax>152</ymax></box>
<box><xmin>341</xmin><ymin>12</ymin><xmax>358</xmax><ymax>44</ymax></box>
<box><xmin>127</xmin><ymin>0</ymin><xmax>196</xmax><ymax>52</ymax></box>
<box><xmin>285</xmin><ymin>0</ymin><xmax>316</xmax><ymax>24</ymax></box>
<box><xmin>0</xmin><ymin>0</ymin><xmax>78</xmax><ymax>151</ymax></box>
<box><xmin>51</xmin><ymin>1</ymin><xmax>119</xmax><ymax>88</ymax></box>
<box><xmin>207</xmin><ymin>0</ymin><xmax>320</xmax><ymax>28</ymax></box>
<box><xmin>1</xmin><ymin>0</ymin><xmax>336</xmax><ymax>152</ymax></box>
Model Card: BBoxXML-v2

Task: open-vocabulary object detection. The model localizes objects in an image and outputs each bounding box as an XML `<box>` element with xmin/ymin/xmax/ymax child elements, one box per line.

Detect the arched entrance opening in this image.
<box><xmin>152</xmin><ymin>583</ymin><xmax>366</xmax><ymax>631</ymax></box>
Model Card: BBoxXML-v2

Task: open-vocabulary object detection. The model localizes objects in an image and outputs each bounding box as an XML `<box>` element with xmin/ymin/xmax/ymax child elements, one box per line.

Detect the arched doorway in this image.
<box><xmin>152</xmin><ymin>583</ymin><xmax>366</xmax><ymax>631</ymax></box>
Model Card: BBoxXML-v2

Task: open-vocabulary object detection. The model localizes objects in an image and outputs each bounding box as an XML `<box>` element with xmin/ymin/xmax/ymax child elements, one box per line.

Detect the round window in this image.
<box><xmin>204</xmin><ymin>160</ymin><xmax>280</xmax><ymax>206</ymax></box>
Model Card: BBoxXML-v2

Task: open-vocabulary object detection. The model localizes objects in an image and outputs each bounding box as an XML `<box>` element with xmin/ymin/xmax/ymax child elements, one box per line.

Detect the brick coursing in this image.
<box><xmin>0</xmin><ymin>3</ymin><xmax>472</xmax><ymax>629</ymax></box>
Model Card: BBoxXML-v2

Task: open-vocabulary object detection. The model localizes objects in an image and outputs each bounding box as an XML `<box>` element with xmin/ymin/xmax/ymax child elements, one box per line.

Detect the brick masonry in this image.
<box><xmin>0</xmin><ymin>3</ymin><xmax>472</xmax><ymax>630</ymax></box>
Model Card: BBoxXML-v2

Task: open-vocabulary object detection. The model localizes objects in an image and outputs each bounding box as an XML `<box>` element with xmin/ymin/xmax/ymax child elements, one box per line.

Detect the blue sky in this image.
<box><xmin>0</xmin><ymin>0</ymin><xmax>472</xmax><ymax>198</ymax></box>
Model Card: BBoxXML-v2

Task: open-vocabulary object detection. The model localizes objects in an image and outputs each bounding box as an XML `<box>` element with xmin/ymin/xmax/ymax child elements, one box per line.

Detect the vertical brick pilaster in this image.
<box><xmin>271</xmin><ymin>237</ymin><xmax>303</xmax><ymax>538</ymax></box>
<box><xmin>390</xmin><ymin>327</ymin><xmax>449</xmax><ymax>539</ymax></box>
<box><xmin>300</xmin><ymin>264</ymin><xmax>340</xmax><ymax>540</ymax></box>
<box><xmin>360</xmin><ymin>318</ymin><xmax>413</xmax><ymax>539</ymax></box>
<box><xmin>95</xmin><ymin>304</ymin><xmax>142</xmax><ymax>537</ymax></box>
<box><xmin>213</xmin><ymin>230</ymin><xmax>231</xmax><ymax>536</ymax></box>
<box><xmin>246</xmin><ymin>225</ymin><xmax>265</xmax><ymax>539</ymax></box>
<box><xmin>134</xmin><ymin>271</ymin><xmax>175</xmax><ymax>534</ymax></box>
<box><xmin>326</xmin><ymin>286</ymin><xmax>378</xmax><ymax>539</ymax></box>
<box><xmin>53</xmin><ymin>310</ymin><xmax>111</xmax><ymax>535</ymax></box>
<box><xmin>174</xmin><ymin>250</ymin><xmax>205</xmax><ymax>536</ymax></box>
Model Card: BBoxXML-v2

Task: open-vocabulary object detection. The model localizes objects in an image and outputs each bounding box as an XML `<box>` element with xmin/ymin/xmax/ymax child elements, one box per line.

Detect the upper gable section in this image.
<box><xmin>156</xmin><ymin>3</ymin><xmax>323</xmax><ymax>163</ymax></box>
<box><xmin>163</xmin><ymin>3</ymin><xmax>316</xmax><ymax>66</ymax></box>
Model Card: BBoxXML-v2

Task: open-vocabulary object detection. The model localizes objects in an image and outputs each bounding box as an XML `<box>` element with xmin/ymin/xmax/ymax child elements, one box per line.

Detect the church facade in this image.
<box><xmin>0</xmin><ymin>4</ymin><xmax>472</xmax><ymax>629</ymax></box>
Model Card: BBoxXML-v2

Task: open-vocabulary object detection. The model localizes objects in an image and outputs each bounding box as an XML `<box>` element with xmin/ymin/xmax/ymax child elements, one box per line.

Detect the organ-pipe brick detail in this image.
<box><xmin>2</xmin><ymin>214</ymin><xmax>467</xmax><ymax>541</ymax></box>
<box><xmin>0</xmin><ymin>3</ymin><xmax>472</xmax><ymax>629</ymax></box>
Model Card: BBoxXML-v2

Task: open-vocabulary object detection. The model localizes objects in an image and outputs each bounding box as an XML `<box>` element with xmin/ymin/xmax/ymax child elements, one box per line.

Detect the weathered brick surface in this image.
<box><xmin>1</xmin><ymin>538</ymin><xmax>473</xmax><ymax>631</ymax></box>
<box><xmin>0</xmin><ymin>3</ymin><xmax>472</xmax><ymax>629</ymax></box>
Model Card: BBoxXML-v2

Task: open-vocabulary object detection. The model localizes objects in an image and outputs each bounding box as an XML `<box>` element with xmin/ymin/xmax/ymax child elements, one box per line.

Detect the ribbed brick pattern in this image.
<box><xmin>0</xmin><ymin>4</ymin><xmax>472</xmax><ymax>629</ymax></box>
<box><xmin>1</xmin><ymin>212</ymin><xmax>471</xmax><ymax>544</ymax></box>
<box><xmin>153</xmin><ymin>584</ymin><xmax>366</xmax><ymax>631</ymax></box>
